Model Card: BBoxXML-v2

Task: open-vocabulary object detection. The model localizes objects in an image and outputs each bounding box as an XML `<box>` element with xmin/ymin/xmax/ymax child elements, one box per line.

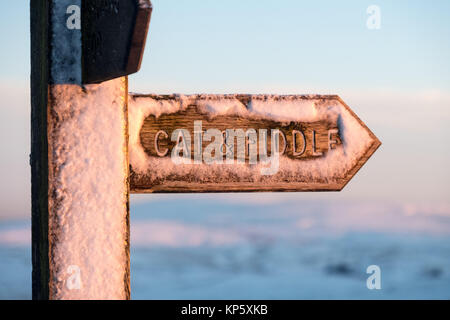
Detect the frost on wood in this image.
<box><xmin>48</xmin><ymin>78</ymin><xmax>128</xmax><ymax>299</ymax></box>
<box><xmin>128</xmin><ymin>94</ymin><xmax>380</xmax><ymax>192</ymax></box>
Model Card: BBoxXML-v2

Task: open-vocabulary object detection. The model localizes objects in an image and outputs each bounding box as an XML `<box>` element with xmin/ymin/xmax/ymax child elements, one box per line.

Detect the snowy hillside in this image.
<box><xmin>1</xmin><ymin>198</ymin><xmax>449</xmax><ymax>299</ymax></box>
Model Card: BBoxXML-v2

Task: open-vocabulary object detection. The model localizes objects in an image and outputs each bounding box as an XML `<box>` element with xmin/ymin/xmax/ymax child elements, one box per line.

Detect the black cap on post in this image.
<box><xmin>82</xmin><ymin>0</ymin><xmax>152</xmax><ymax>84</ymax></box>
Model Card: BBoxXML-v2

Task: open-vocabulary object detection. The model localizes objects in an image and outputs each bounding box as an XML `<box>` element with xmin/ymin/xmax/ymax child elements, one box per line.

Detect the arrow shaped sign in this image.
<box><xmin>128</xmin><ymin>94</ymin><xmax>381</xmax><ymax>193</ymax></box>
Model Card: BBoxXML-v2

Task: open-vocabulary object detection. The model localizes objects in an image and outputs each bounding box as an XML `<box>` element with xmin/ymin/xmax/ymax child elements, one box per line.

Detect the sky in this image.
<box><xmin>0</xmin><ymin>0</ymin><xmax>449</xmax><ymax>219</ymax></box>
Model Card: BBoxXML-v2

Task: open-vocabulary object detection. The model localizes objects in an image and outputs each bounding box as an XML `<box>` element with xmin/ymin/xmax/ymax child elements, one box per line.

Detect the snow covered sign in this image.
<box><xmin>129</xmin><ymin>94</ymin><xmax>381</xmax><ymax>192</ymax></box>
<box><xmin>31</xmin><ymin>0</ymin><xmax>380</xmax><ymax>300</ymax></box>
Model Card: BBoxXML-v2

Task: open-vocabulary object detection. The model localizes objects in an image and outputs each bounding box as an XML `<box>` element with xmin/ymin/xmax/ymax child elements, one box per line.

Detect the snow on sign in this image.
<box><xmin>129</xmin><ymin>94</ymin><xmax>381</xmax><ymax>193</ymax></box>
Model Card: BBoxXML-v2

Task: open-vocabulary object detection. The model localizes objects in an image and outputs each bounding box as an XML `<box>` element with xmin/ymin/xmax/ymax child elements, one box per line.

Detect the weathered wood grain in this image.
<box><xmin>140</xmin><ymin>105</ymin><xmax>341</xmax><ymax>160</ymax></box>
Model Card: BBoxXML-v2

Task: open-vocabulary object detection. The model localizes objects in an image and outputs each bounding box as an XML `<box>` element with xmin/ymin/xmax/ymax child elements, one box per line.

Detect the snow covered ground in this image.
<box><xmin>1</xmin><ymin>197</ymin><xmax>449</xmax><ymax>300</ymax></box>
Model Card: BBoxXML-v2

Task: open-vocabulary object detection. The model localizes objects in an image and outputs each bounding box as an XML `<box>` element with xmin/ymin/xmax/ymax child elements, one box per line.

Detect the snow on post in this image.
<box><xmin>48</xmin><ymin>80</ymin><xmax>129</xmax><ymax>299</ymax></box>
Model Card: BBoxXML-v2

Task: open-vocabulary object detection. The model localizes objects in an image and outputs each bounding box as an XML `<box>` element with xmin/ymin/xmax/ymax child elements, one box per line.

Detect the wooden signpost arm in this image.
<box><xmin>128</xmin><ymin>94</ymin><xmax>380</xmax><ymax>193</ymax></box>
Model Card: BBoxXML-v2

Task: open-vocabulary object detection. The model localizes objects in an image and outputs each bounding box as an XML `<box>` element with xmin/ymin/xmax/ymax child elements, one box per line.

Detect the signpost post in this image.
<box><xmin>31</xmin><ymin>1</ymin><xmax>379</xmax><ymax>300</ymax></box>
<box><xmin>31</xmin><ymin>0</ymin><xmax>152</xmax><ymax>300</ymax></box>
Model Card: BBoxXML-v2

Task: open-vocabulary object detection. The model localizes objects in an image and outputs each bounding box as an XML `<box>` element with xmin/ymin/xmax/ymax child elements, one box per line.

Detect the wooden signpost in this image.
<box><xmin>31</xmin><ymin>0</ymin><xmax>152</xmax><ymax>300</ymax></box>
<box><xmin>31</xmin><ymin>1</ymin><xmax>380</xmax><ymax>300</ymax></box>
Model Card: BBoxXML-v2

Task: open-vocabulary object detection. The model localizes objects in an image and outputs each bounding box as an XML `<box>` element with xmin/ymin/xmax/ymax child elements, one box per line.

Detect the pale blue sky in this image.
<box><xmin>0</xmin><ymin>1</ymin><xmax>449</xmax><ymax>218</ymax></box>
